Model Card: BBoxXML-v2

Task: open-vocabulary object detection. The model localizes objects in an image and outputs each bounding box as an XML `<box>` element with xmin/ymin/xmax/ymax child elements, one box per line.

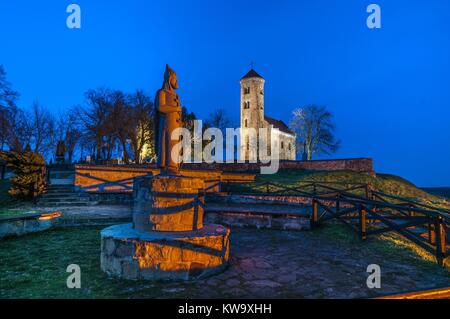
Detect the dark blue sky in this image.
<box><xmin>1</xmin><ymin>0</ymin><xmax>449</xmax><ymax>186</ymax></box>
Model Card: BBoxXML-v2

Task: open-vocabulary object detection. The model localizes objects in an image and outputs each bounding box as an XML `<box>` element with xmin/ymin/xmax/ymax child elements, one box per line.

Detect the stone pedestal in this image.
<box><xmin>101</xmin><ymin>223</ymin><xmax>230</xmax><ymax>280</ymax></box>
<box><xmin>101</xmin><ymin>174</ymin><xmax>231</xmax><ymax>281</ymax></box>
<box><xmin>133</xmin><ymin>175</ymin><xmax>205</xmax><ymax>232</ymax></box>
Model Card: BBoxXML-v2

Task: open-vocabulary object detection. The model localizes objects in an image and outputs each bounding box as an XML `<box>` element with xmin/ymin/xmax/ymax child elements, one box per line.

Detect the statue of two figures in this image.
<box><xmin>154</xmin><ymin>64</ymin><xmax>183</xmax><ymax>175</ymax></box>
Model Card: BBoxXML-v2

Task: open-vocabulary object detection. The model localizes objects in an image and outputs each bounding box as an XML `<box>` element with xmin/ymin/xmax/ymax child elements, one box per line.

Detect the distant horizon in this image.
<box><xmin>1</xmin><ymin>0</ymin><xmax>449</xmax><ymax>187</ymax></box>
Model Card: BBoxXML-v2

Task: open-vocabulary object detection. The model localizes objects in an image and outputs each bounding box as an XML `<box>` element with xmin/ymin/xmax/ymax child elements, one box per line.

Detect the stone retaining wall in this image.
<box><xmin>183</xmin><ymin>158</ymin><xmax>374</xmax><ymax>173</ymax></box>
<box><xmin>74</xmin><ymin>165</ymin><xmax>252</xmax><ymax>193</ymax></box>
<box><xmin>0</xmin><ymin>213</ymin><xmax>61</xmax><ymax>239</ymax></box>
<box><xmin>205</xmin><ymin>212</ymin><xmax>310</xmax><ymax>231</ymax></box>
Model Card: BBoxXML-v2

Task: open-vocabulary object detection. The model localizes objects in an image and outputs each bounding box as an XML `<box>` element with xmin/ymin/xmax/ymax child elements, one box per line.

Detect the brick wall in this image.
<box><xmin>182</xmin><ymin>158</ymin><xmax>374</xmax><ymax>173</ymax></box>
<box><xmin>74</xmin><ymin>165</ymin><xmax>254</xmax><ymax>193</ymax></box>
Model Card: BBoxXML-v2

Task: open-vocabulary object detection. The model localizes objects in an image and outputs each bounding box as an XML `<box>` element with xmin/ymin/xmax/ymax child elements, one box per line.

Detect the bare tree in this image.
<box><xmin>109</xmin><ymin>90</ymin><xmax>131</xmax><ymax>163</ymax></box>
<box><xmin>5</xmin><ymin>107</ymin><xmax>32</xmax><ymax>152</ymax></box>
<box><xmin>0</xmin><ymin>65</ymin><xmax>19</xmax><ymax>150</ymax></box>
<box><xmin>28</xmin><ymin>101</ymin><xmax>55</xmax><ymax>157</ymax></box>
<box><xmin>205</xmin><ymin>107</ymin><xmax>232</xmax><ymax>131</ymax></box>
<box><xmin>81</xmin><ymin>88</ymin><xmax>116</xmax><ymax>161</ymax></box>
<box><xmin>127</xmin><ymin>90</ymin><xmax>154</xmax><ymax>164</ymax></box>
<box><xmin>56</xmin><ymin>106</ymin><xmax>82</xmax><ymax>163</ymax></box>
<box><xmin>289</xmin><ymin>105</ymin><xmax>340</xmax><ymax>160</ymax></box>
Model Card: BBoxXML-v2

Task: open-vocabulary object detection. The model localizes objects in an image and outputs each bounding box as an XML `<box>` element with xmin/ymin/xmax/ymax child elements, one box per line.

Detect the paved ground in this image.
<box><xmin>167</xmin><ymin>227</ymin><xmax>449</xmax><ymax>299</ymax></box>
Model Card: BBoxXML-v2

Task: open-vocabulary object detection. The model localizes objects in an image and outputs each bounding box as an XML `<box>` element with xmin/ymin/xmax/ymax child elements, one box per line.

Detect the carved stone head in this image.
<box><xmin>163</xmin><ymin>64</ymin><xmax>179</xmax><ymax>90</ymax></box>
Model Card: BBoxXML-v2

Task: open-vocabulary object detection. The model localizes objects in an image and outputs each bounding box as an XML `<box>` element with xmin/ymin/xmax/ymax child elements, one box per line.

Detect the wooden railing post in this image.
<box><xmin>336</xmin><ymin>194</ymin><xmax>340</xmax><ymax>216</ymax></box>
<box><xmin>429</xmin><ymin>221</ymin><xmax>436</xmax><ymax>245</ymax></box>
<box><xmin>359</xmin><ymin>205</ymin><xmax>367</xmax><ymax>241</ymax></box>
<box><xmin>435</xmin><ymin>216</ymin><xmax>446</xmax><ymax>267</ymax></box>
<box><xmin>310</xmin><ymin>198</ymin><xmax>318</xmax><ymax>229</ymax></box>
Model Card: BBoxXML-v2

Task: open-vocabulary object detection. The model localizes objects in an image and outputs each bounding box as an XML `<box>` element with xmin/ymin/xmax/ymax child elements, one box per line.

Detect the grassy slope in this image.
<box><xmin>252</xmin><ymin>169</ymin><xmax>450</xmax><ymax>210</ymax></box>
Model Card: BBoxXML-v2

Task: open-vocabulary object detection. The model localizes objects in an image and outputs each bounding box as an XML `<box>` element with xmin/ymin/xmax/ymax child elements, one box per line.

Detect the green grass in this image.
<box><xmin>232</xmin><ymin>169</ymin><xmax>450</xmax><ymax>210</ymax></box>
<box><xmin>0</xmin><ymin>226</ymin><xmax>153</xmax><ymax>299</ymax></box>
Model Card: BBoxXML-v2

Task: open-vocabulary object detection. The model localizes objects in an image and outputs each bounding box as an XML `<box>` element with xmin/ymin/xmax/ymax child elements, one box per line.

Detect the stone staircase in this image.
<box><xmin>38</xmin><ymin>185</ymin><xmax>98</xmax><ymax>207</ymax></box>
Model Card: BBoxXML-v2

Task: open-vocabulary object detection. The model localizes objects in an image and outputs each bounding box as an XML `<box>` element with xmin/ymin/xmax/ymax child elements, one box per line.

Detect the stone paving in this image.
<box><xmin>151</xmin><ymin>226</ymin><xmax>449</xmax><ymax>299</ymax></box>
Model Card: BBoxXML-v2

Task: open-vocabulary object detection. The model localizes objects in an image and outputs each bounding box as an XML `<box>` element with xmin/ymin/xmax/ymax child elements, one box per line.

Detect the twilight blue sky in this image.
<box><xmin>0</xmin><ymin>0</ymin><xmax>449</xmax><ymax>186</ymax></box>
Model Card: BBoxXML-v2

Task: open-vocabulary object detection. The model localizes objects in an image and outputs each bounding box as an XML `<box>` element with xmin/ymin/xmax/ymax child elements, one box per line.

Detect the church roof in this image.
<box><xmin>241</xmin><ymin>69</ymin><xmax>264</xmax><ymax>80</ymax></box>
<box><xmin>264</xmin><ymin>116</ymin><xmax>295</xmax><ymax>135</ymax></box>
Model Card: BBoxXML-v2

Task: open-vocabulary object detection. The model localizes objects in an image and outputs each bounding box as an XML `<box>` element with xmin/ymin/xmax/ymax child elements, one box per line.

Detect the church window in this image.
<box><xmin>244</xmin><ymin>87</ymin><xmax>250</xmax><ymax>94</ymax></box>
<box><xmin>245</xmin><ymin>119</ymin><xmax>248</xmax><ymax>127</ymax></box>
<box><xmin>281</xmin><ymin>141</ymin><xmax>284</xmax><ymax>149</ymax></box>
<box><xmin>288</xmin><ymin>143</ymin><xmax>291</xmax><ymax>151</ymax></box>
<box><xmin>243</xmin><ymin>101</ymin><xmax>250</xmax><ymax>109</ymax></box>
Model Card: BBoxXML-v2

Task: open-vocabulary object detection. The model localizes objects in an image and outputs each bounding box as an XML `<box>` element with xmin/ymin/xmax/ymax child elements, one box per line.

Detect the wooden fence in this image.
<box><xmin>216</xmin><ymin>180</ymin><xmax>449</xmax><ymax>266</ymax></box>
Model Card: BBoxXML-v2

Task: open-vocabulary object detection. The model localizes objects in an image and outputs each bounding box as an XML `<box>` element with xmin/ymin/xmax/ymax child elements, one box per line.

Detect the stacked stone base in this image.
<box><xmin>101</xmin><ymin>223</ymin><xmax>230</xmax><ymax>281</ymax></box>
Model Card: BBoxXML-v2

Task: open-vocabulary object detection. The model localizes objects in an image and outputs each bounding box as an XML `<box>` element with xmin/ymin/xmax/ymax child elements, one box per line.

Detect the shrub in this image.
<box><xmin>0</xmin><ymin>151</ymin><xmax>46</xmax><ymax>199</ymax></box>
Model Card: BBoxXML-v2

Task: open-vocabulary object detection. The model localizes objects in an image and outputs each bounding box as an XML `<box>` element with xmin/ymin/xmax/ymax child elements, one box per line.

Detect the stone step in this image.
<box><xmin>44</xmin><ymin>190</ymin><xmax>77</xmax><ymax>194</ymax></box>
<box><xmin>39</xmin><ymin>197</ymin><xmax>91</xmax><ymax>203</ymax></box>
<box><xmin>37</xmin><ymin>201</ymin><xmax>99</xmax><ymax>207</ymax></box>
<box><xmin>206</xmin><ymin>193</ymin><xmax>310</xmax><ymax>207</ymax></box>
<box><xmin>41</xmin><ymin>193</ymin><xmax>90</xmax><ymax>198</ymax></box>
<box><xmin>205</xmin><ymin>202</ymin><xmax>310</xmax><ymax>217</ymax></box>
<box><xmin>45</xmin><ymin>188</ymin><xmax>76</xmax><ymax>193</ymax></box>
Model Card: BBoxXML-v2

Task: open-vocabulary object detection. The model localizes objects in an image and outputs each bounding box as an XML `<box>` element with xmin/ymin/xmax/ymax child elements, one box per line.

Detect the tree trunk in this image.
<box><xmin>121</xmin><ymin>140</ymin><xmax>129</xmax><ymax>164</ymax></box>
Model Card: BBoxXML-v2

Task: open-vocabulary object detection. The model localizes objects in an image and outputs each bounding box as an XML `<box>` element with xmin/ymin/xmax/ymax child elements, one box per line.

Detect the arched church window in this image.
<box><xmin>245</xmin><ymin>119</ymin><xmax>248</xmax><ymax>127</ymax></box>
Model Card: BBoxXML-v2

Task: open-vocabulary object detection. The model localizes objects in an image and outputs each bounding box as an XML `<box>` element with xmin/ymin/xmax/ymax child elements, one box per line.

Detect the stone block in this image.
<box><xmin>133</xmin><ymin>175</ymin><xmax>205</xmax><ymax>232</ymax></box>
<box><xmin>100</xmin><ymin>223</ymin><xmax>230</xmax><ymax>281</ymax></box>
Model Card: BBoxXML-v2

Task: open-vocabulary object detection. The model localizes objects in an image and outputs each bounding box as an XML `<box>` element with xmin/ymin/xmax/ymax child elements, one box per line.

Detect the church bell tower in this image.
<box><xmin>240</xmin><ymin>69</ymin><xmax>265</xmax><ymax>161</ymax></box>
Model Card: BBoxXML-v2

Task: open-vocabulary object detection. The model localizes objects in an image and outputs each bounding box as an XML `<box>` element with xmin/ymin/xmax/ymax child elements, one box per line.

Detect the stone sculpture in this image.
<box><xmin>155</xmin><ymin>64</ymin><xmax>182</xmax><ymax>174</ymax></box>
